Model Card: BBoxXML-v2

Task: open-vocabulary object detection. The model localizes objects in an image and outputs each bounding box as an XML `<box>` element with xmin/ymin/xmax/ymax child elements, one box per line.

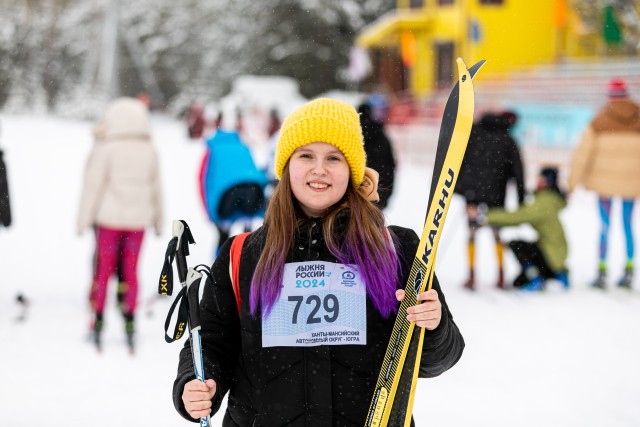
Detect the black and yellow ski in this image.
<box><xmin>365</xmin><ymin>58</ymin><xmax>484</xmax><ymax>427</ymax></box>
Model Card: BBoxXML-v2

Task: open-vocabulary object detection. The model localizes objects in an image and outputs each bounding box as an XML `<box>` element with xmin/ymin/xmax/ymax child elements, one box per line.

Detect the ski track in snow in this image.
<box><xmin>0</xmin><ymin>114</ymin><xmax>639</xmax><ymax>426</ymax></box>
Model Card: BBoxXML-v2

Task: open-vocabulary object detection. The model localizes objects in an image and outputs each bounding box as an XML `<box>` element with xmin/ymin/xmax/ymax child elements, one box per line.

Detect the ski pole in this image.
<box><xmin>159</xmin><ymin>220</ymin><xmax>211</xmax><ymax>427</ymax></box>
<box><xmin>184</xmin><ymin>268</ymin><xmax>210</xmax><ymax>427</ymax></box>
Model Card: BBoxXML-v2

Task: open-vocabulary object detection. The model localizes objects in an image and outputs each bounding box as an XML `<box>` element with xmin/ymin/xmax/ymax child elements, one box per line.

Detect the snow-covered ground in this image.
<box><xmin>0</xmin><ymin>114</ymin><xmax>638</xmax><ymax>426</ymax></box>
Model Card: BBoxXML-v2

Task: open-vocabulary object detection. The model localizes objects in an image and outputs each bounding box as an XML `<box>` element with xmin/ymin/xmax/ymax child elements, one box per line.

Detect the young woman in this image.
<box><xmin>173</xmin><ymin>98</ymin><xmax>464</xmax><ymax>426</ymax></box>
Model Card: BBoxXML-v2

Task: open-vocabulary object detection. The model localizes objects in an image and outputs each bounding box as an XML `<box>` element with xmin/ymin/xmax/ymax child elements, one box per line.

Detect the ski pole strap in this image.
<box><xmin>178</xmin><ymin>220</ymin><xmax>196</xmax><ymax>257</ymax></box>
<box><xmin>159</xmin><ymin>237</ymin><xmax>178</xmax><ymax>296</ymax></box>
<box><xmin>175</xmin><ymin>221</ymin><xmax>196</xmax><ymax>284</ymax></box>
<box><xmin>229</xmin><ymin>232</ymin><xmax>250</xmax><ymax>315</ymax></box>
<box><xmin>163</xmin><ymin>265</ymin><xmax>213</xmax><ymax>343</ymax></box>
<box><xmin>164</xmin><ymin>286</ymin><xmax>189</xmax><ymax>343</ymax></box>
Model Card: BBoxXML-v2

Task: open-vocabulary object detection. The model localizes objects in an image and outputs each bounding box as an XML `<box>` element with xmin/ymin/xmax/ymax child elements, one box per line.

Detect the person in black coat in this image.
<box><xmin>454</xmin><ymin>111</ymin><xmax>525</xmax><ymax>290</ymax></box>
<box><xmin>173</xmin><ymin>98</ymin><xmax>464</xmax><ymax>426</ymax></box>
<box><xmin>0</xmin><ymin>142</ymin><xmax>11</xmax><ymax>228</ymax></box>
<box><xmin>358</xmin><ymin>102</ymin><xmax>396</xmax><ymax>209</ymax></box>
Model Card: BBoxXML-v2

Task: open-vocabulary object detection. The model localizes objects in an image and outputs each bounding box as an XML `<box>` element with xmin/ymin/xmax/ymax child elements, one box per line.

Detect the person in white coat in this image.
<box><xmin>77</xmin><ymin>97</ymin><xmax>163</xmax><ymax>351</ymax></box>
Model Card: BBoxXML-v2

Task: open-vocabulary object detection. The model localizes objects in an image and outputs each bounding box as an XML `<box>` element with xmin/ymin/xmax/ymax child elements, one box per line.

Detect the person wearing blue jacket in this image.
<box><xmin>199</xmin><ymin>128</ymin><xmax>268</xmax><ymax>255</ymax></box>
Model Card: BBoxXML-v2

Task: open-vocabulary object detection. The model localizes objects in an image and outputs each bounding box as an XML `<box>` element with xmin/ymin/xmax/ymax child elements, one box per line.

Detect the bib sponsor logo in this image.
<box><xmin>341</xmin><ymin>270</ymin><xmax>356</xmax><ymax>287</ymax></box>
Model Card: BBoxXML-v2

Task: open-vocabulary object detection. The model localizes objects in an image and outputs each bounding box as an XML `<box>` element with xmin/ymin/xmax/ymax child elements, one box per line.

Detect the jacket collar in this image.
<box><xmin>295</xmin><ymin>208</ymin><xmax>350</xmax><ymax>244</ymax></box>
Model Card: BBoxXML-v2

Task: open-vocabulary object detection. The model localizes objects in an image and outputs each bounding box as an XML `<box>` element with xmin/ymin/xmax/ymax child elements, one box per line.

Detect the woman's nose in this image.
<box><xmin>311</xmin><ymin>159</ymin><xmax>327</xmax><ymax>175</ymax></box>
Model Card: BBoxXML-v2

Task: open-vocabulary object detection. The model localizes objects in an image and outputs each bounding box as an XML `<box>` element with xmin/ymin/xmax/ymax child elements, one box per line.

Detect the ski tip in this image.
<box><xmin>456</xmin><ymin>59</ymin><xmax>471</xmax><ymax>83</ymax></box>
<box><xmin>471</xmin><ymin>59</ymin><xmax>487</xmax><ymax>74</ymax></box>
<box><xmin>455</xmin><ymin>58</ymin><xmax>487</xmax><ymax>80</ymax></box>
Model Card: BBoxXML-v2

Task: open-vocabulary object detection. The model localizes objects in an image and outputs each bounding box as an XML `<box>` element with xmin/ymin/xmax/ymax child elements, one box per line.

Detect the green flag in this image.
<box><xmin>602</xmin><ymin>4</ymin><xmax>623</xmax><ymax>45</ymax></box>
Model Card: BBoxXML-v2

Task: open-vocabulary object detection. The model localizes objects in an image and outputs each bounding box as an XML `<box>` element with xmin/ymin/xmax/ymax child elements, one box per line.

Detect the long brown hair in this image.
<box><xmin>250</xmin><ymin>162</ymin><xmax>400</xmax><ymax>318</ymax></box>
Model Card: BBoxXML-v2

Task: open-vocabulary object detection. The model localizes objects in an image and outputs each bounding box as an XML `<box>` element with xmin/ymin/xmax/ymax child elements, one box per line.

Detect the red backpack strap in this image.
<box><xmin>229</xmin><ymin>232</ymin><xmax>251</xmax><ymax>315</ymax></box>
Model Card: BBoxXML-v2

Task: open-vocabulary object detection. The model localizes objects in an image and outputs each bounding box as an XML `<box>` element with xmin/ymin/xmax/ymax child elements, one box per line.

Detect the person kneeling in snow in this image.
<box><xmin>469</xmin><ymin>167</ymin><xmax>569</xmax><ymax>291</ymax></box>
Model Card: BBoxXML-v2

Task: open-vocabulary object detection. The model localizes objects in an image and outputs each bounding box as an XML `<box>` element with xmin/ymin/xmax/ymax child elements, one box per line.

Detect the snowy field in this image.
<box><xmin>0</xmin><ymin>114</ymin><xmax>639</xmax><ymax>426</ymax></box>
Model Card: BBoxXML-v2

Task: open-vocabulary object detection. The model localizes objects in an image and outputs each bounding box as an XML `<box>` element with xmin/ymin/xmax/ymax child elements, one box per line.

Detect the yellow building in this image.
<box><xmin>357</xmin><ymin>0</ymin><xmax>600</xmax><ymax>97</ymax></box>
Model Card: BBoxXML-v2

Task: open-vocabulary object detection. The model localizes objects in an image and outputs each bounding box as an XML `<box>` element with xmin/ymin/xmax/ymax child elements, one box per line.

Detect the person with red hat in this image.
<box><xmin>569</xmin><ymin>78</ymin><xmax>640</xmax><ymax>290</ymax></box>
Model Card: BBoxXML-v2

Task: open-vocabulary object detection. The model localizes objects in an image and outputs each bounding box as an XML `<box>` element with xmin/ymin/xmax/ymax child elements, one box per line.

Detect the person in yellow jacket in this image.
<box><xmin>569</xmin><ymin>79</ymin><xmax>640</xmax><ymax>289</ymax></box>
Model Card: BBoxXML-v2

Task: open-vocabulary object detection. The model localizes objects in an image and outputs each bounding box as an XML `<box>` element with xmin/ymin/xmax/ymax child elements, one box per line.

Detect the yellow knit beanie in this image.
<box><xmin>275</xmin><ymin>98</ymin><xmax>366</xmax><ymax>187</ymax></box>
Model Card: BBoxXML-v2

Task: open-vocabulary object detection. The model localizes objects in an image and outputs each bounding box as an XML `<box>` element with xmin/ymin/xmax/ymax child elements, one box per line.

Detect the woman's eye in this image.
<box><xmin>299</xmin><ymin>153</ymin><xmax>312</xmax><ymax>159</ymax></box>
<box><xmin>328</xmin><ymin>156</ymin><xmax>341</xmax><ymax>161</ymax></box>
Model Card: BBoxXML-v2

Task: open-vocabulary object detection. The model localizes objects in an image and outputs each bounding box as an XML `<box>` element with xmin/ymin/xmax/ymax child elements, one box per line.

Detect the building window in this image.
<box><xmin>438</xmin><ymin>0</ymin><xmax>454</xmax><ymax>5</ymax></box>
<box><xmin>435</xmin><ymin>41</ymin><xmax>455</xmax><ymax>88</ymax></box>
<box><xmin>409</xmin><ymin>0</ymin><xmax>424</xmax><ymax>8</ymax></box>
<box><xmin>479</xmin><ymin>0</ymin><xmax>503</xmax><ymax>4</ymax></box>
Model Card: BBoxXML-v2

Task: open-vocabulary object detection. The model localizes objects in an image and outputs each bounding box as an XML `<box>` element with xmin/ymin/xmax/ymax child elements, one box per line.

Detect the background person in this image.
<box><xmin>569</xmin><ymin>78</ymin><xmax>640</xmax><ymax>289</ymax></box>
<box><xmin>199</xmin><ymin>118</ymin><xmax>268</xmax><ymax>256</ymax></box>
<box><xmin>471</xmin><ymin>167</ymin><xmax>568</xmax><ymax>292</ymax></box>
<box><xmin>77</xmin><ymin>97</ymin><xmax>163</xmax><ymax>351</ymax></box>
<box><xmin>358</xmin><ymin>96</ymin><xmax>396</xmax><ymax>210</ymax></box>
<box><xmin>455</xmin><ymin>111</ymin><xmax>525</xmax><ymax>290</ymax></box>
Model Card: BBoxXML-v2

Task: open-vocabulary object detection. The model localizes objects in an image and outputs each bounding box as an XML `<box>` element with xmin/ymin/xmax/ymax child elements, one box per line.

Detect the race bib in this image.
<box><xmin>262</xmin><ymin>261</ymin><xmax>367</xmax><ymax>347</ymax></box>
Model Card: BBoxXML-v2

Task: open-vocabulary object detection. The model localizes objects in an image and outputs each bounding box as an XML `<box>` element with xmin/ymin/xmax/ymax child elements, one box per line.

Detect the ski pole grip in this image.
<box><xmin>186</xmin><ymin>268</ymin><xmax>203</xmax><ymax>330</ymax></box>
<box><xmin>172</xmin><ymin>220</ymin><xmax>189</xmax><ymax>284</ymax></box>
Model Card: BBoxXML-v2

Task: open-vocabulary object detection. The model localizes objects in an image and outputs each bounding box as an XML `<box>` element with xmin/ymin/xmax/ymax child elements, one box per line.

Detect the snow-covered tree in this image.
<box><xmin>0</xmin><ymin>0</ymin><xmax>394</xmax><ymax>116</ymax></box>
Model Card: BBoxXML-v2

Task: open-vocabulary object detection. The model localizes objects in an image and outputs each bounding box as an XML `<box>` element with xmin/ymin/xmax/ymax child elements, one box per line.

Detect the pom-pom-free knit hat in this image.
<box><xmin>274</xmin><ymin>98</ymin><xmax>366</xmax><ymax>187</ymax></box>
<box><xmin>540</xmin><ymin>166</ymin><xmax>559</xmax><ymax>189</ymax></box>
<box><xmin>608</xmin><ymin>78</ymin><xmax>628</xmax><ymax>98</ymax></box>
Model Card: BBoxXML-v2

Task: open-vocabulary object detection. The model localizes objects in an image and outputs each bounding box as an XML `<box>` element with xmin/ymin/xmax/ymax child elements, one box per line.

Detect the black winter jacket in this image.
<box><xmin>359</xmin><ymin>105</ymin><xmax>396</xmax><ymax>209</ymax></box>
<box><xmin>454</xmin><ymin>113</ymin><xmax>525</xmax><ymax>207</ymax></box>
<box><xmin>173</xmin><ymin>217</ymin><xmax>464</xmax><ymax>426</ymax></box>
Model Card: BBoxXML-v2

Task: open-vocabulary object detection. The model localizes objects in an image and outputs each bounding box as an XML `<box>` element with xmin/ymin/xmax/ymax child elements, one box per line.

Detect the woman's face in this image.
<box><xmin>289</xmin><ymin>142</ymin><xmax>350</xmax><ymax>217</ymax></box>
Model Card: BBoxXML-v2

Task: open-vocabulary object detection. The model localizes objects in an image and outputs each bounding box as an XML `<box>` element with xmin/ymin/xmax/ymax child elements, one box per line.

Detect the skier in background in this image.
<box><xmin>267</xmin><ymin>108</ymin><xmax>281</xmax><ymax>144</ymax></box>
<box><xmin>0</xmin><ymin>121</ymin><xmax>11</xmax><ymax>229</ymax></box>
<box><xmin>87</xmin><ymin>120</ymin><xmax>130</xmax><ymax>325</ymax></box>
<box><xmin>569</xmin><ymin>78</ymin><xmax>640</xmax><ymax>289</ymax></box>
<box><xmin>185</xmin><ymin>101</ymin><xmax>205</xmax><ymax>140</ymax></box>
<box><xmin>358</xmin><ymin>94</ymin><xmax>396</xmax><ymax>210</ymax></box>
<box><xmin>199</xmin><ymin>113</ymin><xmax>268</xmax><ymax>256</ymax></box>
<box><xmin>454</xmin><ymin>111</ymin><xmax>525</xmax><ymax>290</ymax></box>
<box><xmin>0</xmin><ymin>122</ymin><xmax>26</xmax><ymax>321</ymax></box>
<box><xmin>264</xmin><ymin>108</ymin><xmax>281</xmax><ymax>182</ymax></box>
<box><xmin>263</xmin><ymin>108</ymin><xmax>282</xmax><ymax>202</ymax></box>
<box><xmin>77</xmin><ymin>97</ymin><xmax>163</xmax><ymax>352</ymax></box>
<box><xmin>173</xmin><ymin>98</ymin><xmax>464</xmax><ymax>425</ymax></box>
<box><xmin>470</xmin><ymin>167</ymin><xmax>568</xmax><ymax>292</ymax></box>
